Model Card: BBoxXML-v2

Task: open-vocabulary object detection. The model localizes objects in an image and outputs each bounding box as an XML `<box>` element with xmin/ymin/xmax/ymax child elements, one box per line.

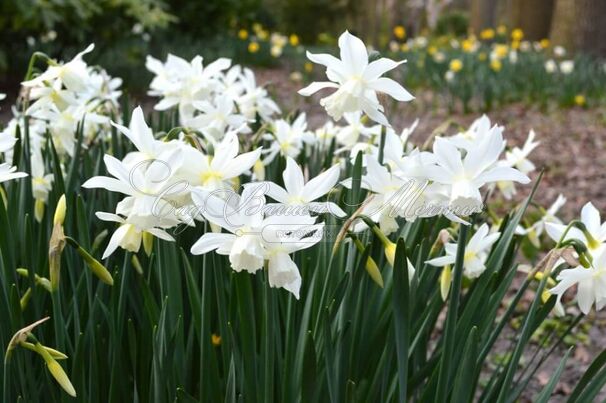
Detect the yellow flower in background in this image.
<box><xmin>304</xmin><ymin>62</ymin><xmax>313</xmax><ymax>73</ymax></box>
<box><xmin>400</xmin><ymin>43</ymin><xmax>409</xmax><ymax>52</ymax></box>
<box><xmin>449</xmin><ymin>59</ymin><xmax>463</xmax><ymax>73</ymax></box>
<box><xmin>574</xmin><ymin>94</ymin><xmax>586</xmax><ymax>106</ymax></box>
<box><xmin>257</xmin><ymin>29</ymin><xmax>269</xmax><ymax>41</ymax></box>
<box><xmin>480</xmin><ymin>28</ymin><xmax>495</xmax><ymax>40</ymax></box>
<box><xmin>211</xmin><ymin>334</ymin><xmax>221</xmax><ymax>346</ymax></box>
<box><xmin>252</xmin><ymin>23</ymin><xmax>263</xmax><ymax>33</ymax></box>
<box><xmin>497</xmin><ymin>25</ymin><xmax>507</xmax><ymax>35</ymax></box>
<box><xmin>494</xmin><ymin>44</ymin><xmax>508</xmax><ymax>59</ymax></box>
<box><xmin>248</xmin><ymin>41</ymin><xmax>260</xmax><ymax>53</ymax></box>
<box><xmin>490</xmin><ymin>59</ymin><xmax>502</xmax><ymax>72</ymax></box>
<box><xmin>511</xmin><ymin>40</ymin><xmax>520</xmax><ymax>50</ymax></box>
<box><xmin>462</xmin><ymin>38</ymin><xmax>476</xmax><ymax>53</ymax></box>
<box><xmin>238</xmin><ymin>29</ymin><xmax>248</xmax><ymax>40</ymax></box>
<box><xmin>393</xmin><ymin>25</ymin><xmax>406</xmax><ymax>40</ymax></box>
<box><xmin>289</xmin><ymin>34</ymin><xmax>299</xmax><ymax>46</ymax></box>
<box><xmin>428</xmin><ymin>46</ymin><xmax>438</xmax><ymax>55</ymax></box>
<box><xmin>511</xmin><ymin>28</ymin><xmax>524</xmax><ymax>41</ymax></box>
<box><xmin>540</xmin><ymin>38</ymin><xmax>550</xmax><ymax>49</ymax></box>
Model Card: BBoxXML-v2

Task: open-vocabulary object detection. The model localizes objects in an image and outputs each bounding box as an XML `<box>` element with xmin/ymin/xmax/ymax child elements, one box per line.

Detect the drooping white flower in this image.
<box><xmin>236</xmin><ymin>68</ymin><xmax>281</xmax><ymax>122</ymax></box>
<box><xmin>146</xmin><ymin>54</ymin><xmax>231</xmax><ymax>123</ymax></box>
<box><xmin>22</xmin><ymin>44</ymin><xmax>94</xmax><ymax>92</ymax></box>
<box><xmin>426</xmin><ymin>127</ymin><xmax>530</xmax><ymax>210</ymax></box>
<box><xmin>299</xmin><ymin>30</ymin><xmax>414</xmax><ymax>126</ymax></box>
<box><xmin>497</xmin><ymin>129</ymin><xmax>539</xmax><ymax>199</ymax></box>
<box><xmin>188</xmin><ymin>95</ymin><xmax>250</xmax><ymax>140</ymax></box>
<box><xmin>335</xmin><ymin>112</ymin><xmax>380</xmax><ymax>148</ymax></box>
<box><xmin>517</xmin><ymin>194</ymin><xmax>566</xmax><ymax>247</ymax></box>
<box><xmin>111</xmin><ymin>106</ymin><xmax>181</xmax><ymax>167</ymax></box>
<box><xmin>264</xmin><ymin>157</ymin><xmax>345</xmax><ymax>217</ymax></box>
<box><xmin>191</xmin><ymin>185</ymin><xmax>324</xmax><ymax>298</ymax></box>
<box><xmin>263</xmin><ymin>114</ymin><xmax>315</xmax><ymax>163</ymax></box>
<box><xmin>546</xmin><ymin>201</ymin><xmax>606</xmax><ymax>256</ymax></box>
<box><xmin>427</xmin><ymin>224</ymin><xmax>500</xmax><ymax>278</ymax></box>
<box><xmin>550</xmin><ymin>248</ymin><xmax>606</xmax><ymax>315</ymax></box>
<box><xmin>96</xmin><ymin>212</ymin><xmax>175</xmax><ymax>259</ymax></box>
<box><xmin>0</xmin><ymin>163</ymin><xmax>27</xmax><ymax>184</ymax></box>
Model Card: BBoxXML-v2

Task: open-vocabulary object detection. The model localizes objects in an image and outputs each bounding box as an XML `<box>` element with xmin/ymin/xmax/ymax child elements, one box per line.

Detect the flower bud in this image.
<box><xmin>35</xmin><ymin>342</ymin><xmax>77</xmax><ymax>397</ymax></box>
<box><xmin>35</xmin><ymin>199</ymin><xmax>45</xmax><ymax>223</ymax></box>
<box><xmin>440</xmin><ymin>265</ymin><xmax>452</xmax><ymax>301</ymax></box>
<box><xmin>143</xmin><ymin>231</ymin><xmax>154</xmax><ymax>256</ymax></box>
<box><xmin>365</xmin><ymin>256</ymin><xmax>384</xmax><ymax>288</ymax></box>
<box><xmin>53</xmin><ymin>194</ymin><xmax>66</xmax><ymax>226</ymax></box>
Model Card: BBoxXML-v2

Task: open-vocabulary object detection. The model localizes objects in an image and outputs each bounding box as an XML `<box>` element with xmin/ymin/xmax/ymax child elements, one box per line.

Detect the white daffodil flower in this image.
<box><xmin>22</xmin><ymin>44</ymin><xmax>94</xmax><ymax>92</ymax></box>
<box><xmin>427</xmin><ymin>224</ymin><xmax>500</xmax><ymax>278</ymax></box>
<box><xmin>264</xmin><ymin>157</ymin><xmax>345</xmax><ymax>217</ymax></box>
<box><xmin>261</xmin><ymin>215</ymin><xmax>325</xmax><ymax>299</ymax></box>
<box><xmin>299</xmin><ymin>30</ymin><xmax>414</xmax><ymax>126</ymax></box>
<box><xmin>237</xmin><ymin>68</ymin><xmax>281</xmax><ymax>122</ymax></box>
<box><xmin>191</xmin><ymin>186</ymin><xmax>324</xmax><ymax>298</ymax></box>
<box><xmin>178</xmin><ymin>132</ymin><xmax>261</xmax><ymax>191</ymax></box>
<box><xmin>550</xmin><ymin>248</ymin><xmax>606</xmax><ymax>315</ymax></box>
<box><xmin>426</xmin><ymin>127</ymin><xmax>529</xmax><ymax>211</ymax></box>
<box><xmin>82</xmin><ymin>149</ymin><xmax>184</xmax><ymax>228</ymax></box>
<box><xmin>448</xmin><ymin>115</ymin><xmax>494</xmax><ymax>151</ymax></box>
<box><xmin>497</xmin><ymin>129</ymin><xmax>539</xmax><ymax>199</ymax></box>
<box><xmin>263</xmin><ymin>114</ymin><xmax>315</xmax><ymax>163</ymax></box>
<box><xmin>96</xmin><ymin>212</ymin><xmax>175</xmax><ymax>259</ymax></box>
<box><xmin>335</xmin><ymin>112</ymin><xmax>380</xmax><ymax>148</ymax></box>
<box><xmin>190</xmin><ymin>185</ymin><xmax>267</xmax><ymax>273</ymax></box>
<box><xmin>31</xmin><ymin>150</ymin><xmax>53</xmax><ymax>221</ymax></box>
<box><xmin>546</xmin><ymin>202</ymin><xmax>606</xmax><ymax>256</ymax></box>
<box><xmin>146</xmin><ymin>54</ymin><xmax>231</xmax><ymax>123</ymax></box>
<box><xmin>110</xmin><ymin>106</ymin><xmax>179</xmax><ymax>166</ymax></box>
<box><xmin>189</xmin><ymin>95</ymin><xmax>250</xmax><ymax>140</ymax></box>
<box><xmin>517</xmin><ymin>194</ymin><xmax>566</xmax><ymax>247</ymax></box>
<box><xmin>0</xmin><ymin>163</ymin><xmax>27</xmax><ymax>184</ymax></box>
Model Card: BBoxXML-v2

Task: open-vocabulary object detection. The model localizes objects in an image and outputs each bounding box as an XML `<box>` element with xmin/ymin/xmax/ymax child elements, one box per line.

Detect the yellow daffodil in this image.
<box><xmin>480</xmin><ymin>28</ymin><xmax>495</xmax><ymax>40</ymax></box>
<box><xmin>574</xmin><ymin>94</ymin><xmax>586</xmax><ymax>106</ymax></box>
<box><xmin>393</xmin><ymin>25</ymin><xmax>406</xmax><ymax>40</ymax></box>
<box><xmin>248</xmin><ymin>41</ymin><xmax>260</xmax><ymax>53</ymax></box>
<box><xmin>238</xmin><ymin>29</ymin><xmax>248</xmax><ymax>40</ymax></box>
<box><xmin>289</xmin><ymin>34</ymin><xmax>299</xmax><ymax>46</ymax></box>
<box><xmin>490</xmin><ymin>59</ymin><xmax>502</xmax><ymax>72</ymax></box>
<box><xmin>449</xmin><ymin>59</ymin><xmax>463</xmax><ymax>73</ymax></box>
<box><xmin>211</xmin><ymin>334</ymin><xmax>222</xmax><ymax>346</ymax></box>
<box><xmin>540</xmin><ymin>38</ymin><xmax>550</xmax><ymax>49</ymax></box>
<box><xmin>511</xmin><ymin>28</ymin><xmax>524</xmax><ymax>41</ymax></box>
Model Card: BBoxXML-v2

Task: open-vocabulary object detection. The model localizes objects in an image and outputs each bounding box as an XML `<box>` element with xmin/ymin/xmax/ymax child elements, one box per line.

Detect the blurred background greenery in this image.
<box><xmin>1</xmin><ymin>0</ymin><xmax>605</xmax><ymax>100</ymax></box>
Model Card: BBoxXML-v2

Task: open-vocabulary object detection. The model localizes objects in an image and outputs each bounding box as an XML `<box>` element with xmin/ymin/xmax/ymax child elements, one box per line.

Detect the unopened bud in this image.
<box><xmin>53</xmin><ymin>195</ymin><xmax>66</xmax><ymax>226</ymax></box>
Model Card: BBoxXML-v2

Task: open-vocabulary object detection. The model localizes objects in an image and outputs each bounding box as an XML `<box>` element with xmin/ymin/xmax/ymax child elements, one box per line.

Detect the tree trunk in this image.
<box><xmin>550</xmin><ymin>0</ymin><xmax>606</xmax><ymax>57</ymax></box>
<box><xmin>470</xmin><ymin>0</ymin><xmax>497</xmax><ymax>33</ymax></box>
<box><xmin>508</xmin><ymin>0</ymin><xmax>554</xmax><ymax>40</ymax></box>
<box><xmin>572</xmin><ymin>0</ymin><xmax>606</xmax><ymax>57</ymax></box>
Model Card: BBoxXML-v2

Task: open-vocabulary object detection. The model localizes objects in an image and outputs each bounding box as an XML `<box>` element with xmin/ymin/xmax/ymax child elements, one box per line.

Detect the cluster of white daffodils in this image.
<box><xmin>146</xmin><ymin>54</ymin><xmax>280</xmax><ymax>138</ymax></box>
<box><xmin>545</xmin><ymin>202</ymin><xmax>606</xmax><ymax>314</ymax></box>
<box><xmin>82</xmin><ymin>101</ymin><xmax>343</xmax><ymax>298</ymax></box>
<box><xmin>1</xmin><ymin>44</ymin><xmax>122</xmax><ymax>220</ymax></box>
